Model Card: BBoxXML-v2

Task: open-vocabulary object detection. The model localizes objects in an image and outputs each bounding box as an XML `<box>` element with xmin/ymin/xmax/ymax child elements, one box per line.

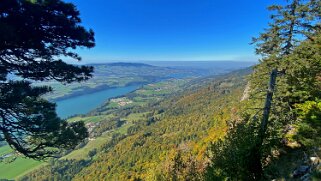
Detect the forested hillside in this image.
<box><xmin>75</xmin><ymin>70</ymin><xmax>249</xmax><ymax>180</ymax></box>
<box><xmin>19</xmin><ymin>68</ymin><xmax>251</xmax><ymax>180</ymax></box>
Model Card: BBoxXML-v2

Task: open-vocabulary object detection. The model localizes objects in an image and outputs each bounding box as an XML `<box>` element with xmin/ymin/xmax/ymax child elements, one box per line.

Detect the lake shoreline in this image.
<box><xmin>55</xmin><ymin>85</ymin><xmax>141</xmax><ymax>118</ymax></box>
<box><xmin>50</xmin><ymin>82</ymin><xmax>144</xmax><ymax>102</ymax></box>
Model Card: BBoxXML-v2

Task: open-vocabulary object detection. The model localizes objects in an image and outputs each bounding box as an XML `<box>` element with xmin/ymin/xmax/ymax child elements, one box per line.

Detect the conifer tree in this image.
<box><xmin>250</xmin><ymin>0</ymin><xmax>321</xmax><ymax>144</ymax></box>
<box><xmin>0</xmin><ymin>0</ymin><xmax>95</xmax><ymax>159</ymax></box>
<box><xmin>207</xmin><ymin>0</ymin><xmax>321</xmax><ymax>180</ymax></box>
<box><xmin>249</xmin><ymin>0</ymin><xmax>321</xmax><ymax>178</ymax></box>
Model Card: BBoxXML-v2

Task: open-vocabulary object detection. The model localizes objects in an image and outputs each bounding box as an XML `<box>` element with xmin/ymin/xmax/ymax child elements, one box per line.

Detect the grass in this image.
<box><xmin>67</xmin><ymin>115</ymin><xmax>112</xmax><ymax>124</ymax></box>
<box><xmin>62</xmin><ymin>134</ymin><xmax>111</xmax><ymax>160</ymax></box>
<box><xmin>108</xmin><ymin>102</ymin><xmax>119</xmax><ymax>108</ymax></box>
<box><xmin>0</xmin><ymin>157</ymin><xmax>43</xmax><ymax>180</ymax></box>
<box><xmin>0</xmin><ymin>145</ymin><xmax>45</xmax><ymax>180</ymax></box>
<box><xmin>114</xmin><ymin>122</ymin><xmax>133</xmax><ymax>135</ymax></box>
<box><xmin>125</xmin><ymin>112</ymin><xmax>147</xmax><ymax>122</ymax></box>
<box><xmin>0</xmin><ymin>145</ymin><xmax>12</xmax><ymax>156</ymax></box>
<box><xmin>0</xmin><ymin>115</ymin><xmax>110</xmax><ymax>179</ymax></box>
<box><xmin>136</xmin><ymin>80</ymin><xmax>186</xmax><ymax>96</ymax></box>
<box><xmin>133</xmin><ymin>96</ymin><xmax>145</xmax><ymax>102</ymax></box>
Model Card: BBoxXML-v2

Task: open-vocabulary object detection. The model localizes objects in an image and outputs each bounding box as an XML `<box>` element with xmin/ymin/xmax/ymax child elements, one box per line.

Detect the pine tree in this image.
<box><xmin>0</xmin><ymin>0</ymin><xmax>95</xmax><ymax>159</ymax></box>
<box><xmin>206</xmin><ymin>0</ymin><xmax>321</xmax><ymax>179</ymax></box>
<box><xmin>250</xmin><ymin>0</ymin><xmax>321</xmax><ymax>147</ymax></box>
<box><xmin>249</xmin><ymin>0</ymin><xmax>321</xmax><ymax>178</ymax></box>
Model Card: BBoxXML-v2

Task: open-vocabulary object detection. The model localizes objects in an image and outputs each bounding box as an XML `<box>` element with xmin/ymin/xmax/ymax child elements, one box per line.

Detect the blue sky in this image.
<box><xmin>66</xmin><ymin>0</ymin><xmax>283</xmax><ymax>63</ymax></box>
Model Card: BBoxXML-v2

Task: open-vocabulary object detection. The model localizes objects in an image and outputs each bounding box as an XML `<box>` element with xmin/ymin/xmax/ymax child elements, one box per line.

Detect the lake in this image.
<box><xmin>55</xmin><ymin>85</ymin><xmax>140</xmax><ymax>118</ymax></box>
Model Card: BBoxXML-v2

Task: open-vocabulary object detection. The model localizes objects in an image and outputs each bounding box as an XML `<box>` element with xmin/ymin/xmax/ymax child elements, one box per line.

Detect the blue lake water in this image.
<box><xmin>55</xmin><ymin>85</ymin><xmax>140</xmax><ymax>119</ymax></box>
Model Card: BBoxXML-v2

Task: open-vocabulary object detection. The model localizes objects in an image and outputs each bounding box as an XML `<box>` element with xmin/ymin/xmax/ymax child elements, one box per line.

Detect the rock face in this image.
<box><xmin>292</xmin><ymin>156</ymin><xmax>321</xmax><ymax>180</ymax></box>
<box><xmin>240</xmin><ymin>82</ymin><xmax>251</xmax><ymax>101</ymax></box>
<box><xmin>310</xmin><ymin>156</ymin><xmax>321</xmax><ymax>166</ymax></box>
<box><xmin>293</xmin><ymin>165</ymin><xmax>310</xmax><ymax>178</ymax></box>
<box><xmin>300</xmin><ymin>173</ymin><xmax>311</xmax><ymax>181</ymax></box>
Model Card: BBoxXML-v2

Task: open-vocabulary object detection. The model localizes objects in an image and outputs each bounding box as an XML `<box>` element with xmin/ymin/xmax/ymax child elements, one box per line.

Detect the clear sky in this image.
<box><xmin>66</xmin><ymin>0</ymin><xmax>283</xmax><ymax>63</ymax></box>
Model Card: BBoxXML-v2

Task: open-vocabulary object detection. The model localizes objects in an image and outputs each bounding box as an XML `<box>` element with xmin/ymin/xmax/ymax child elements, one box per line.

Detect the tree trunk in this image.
<box><xmin>251</xmin><ymin>69</ymin><xmax>278</xmax><ymax>180</ymax></box>
<box><xmin>260</xmin><ymin>69</ymin><xmax>278</xmax><ymax>140</ymax></box>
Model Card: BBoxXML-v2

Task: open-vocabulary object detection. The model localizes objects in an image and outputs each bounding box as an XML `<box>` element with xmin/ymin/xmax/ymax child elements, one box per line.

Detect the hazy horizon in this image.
<box><xmin>68</xmin><ymin>59</ymin><xmax>259</xmax><ymax>66</ymax></box>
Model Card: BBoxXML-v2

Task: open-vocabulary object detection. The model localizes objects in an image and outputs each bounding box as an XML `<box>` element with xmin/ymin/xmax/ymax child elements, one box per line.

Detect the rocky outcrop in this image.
<box><xmin>241</xmin><ymin>82</ymin><xmax>251</xmax><ymax>101</ymax></box>
<box><xmin>292</xmin><ymin>154</ymin><xmax>321</xmax><ymax>180</ymax></box>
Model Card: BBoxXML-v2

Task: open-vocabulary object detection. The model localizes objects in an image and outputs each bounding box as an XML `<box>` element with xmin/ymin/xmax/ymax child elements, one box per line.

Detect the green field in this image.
<box><xmin>0</xmin><ymin>145</ymin><xmax>11</xmax><ymax>156</ymax></box>
<box><xmin>67</xmin><ymin>115</ymin><xmax>113</xmax><ymax>124</ymax></box>
<box><xmin>62</xmin><ymin>134</ymin><xmax>111</xmax><ymax>160</ymax></box>
<box><xmin>125</xmin><ymin>112</ymin><xmax>147</xmax><ymax>122</ymax></box>
<box><xmin>0</xmin><ymin>145</ymin><xmax>43</xmax><ymax>180</ymax></box>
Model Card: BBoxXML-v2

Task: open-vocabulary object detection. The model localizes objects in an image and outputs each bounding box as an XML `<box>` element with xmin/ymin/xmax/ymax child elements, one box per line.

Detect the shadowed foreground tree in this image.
<box><xmin>0</xmin><ymin>0</ymin><xmax>95</xmax><ymax>159</ymax></box>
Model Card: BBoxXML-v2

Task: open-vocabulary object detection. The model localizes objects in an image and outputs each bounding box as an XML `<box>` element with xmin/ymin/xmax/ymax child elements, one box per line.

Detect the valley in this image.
<box><xmin>0</xmin><ymin>62</ymin><xmax>252</xmax><ymax>180</ymax></box>
<box><xmin>35</xmin><ymin>62</ymin><xmax>198</xmax><ymax>102</ymax></box>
